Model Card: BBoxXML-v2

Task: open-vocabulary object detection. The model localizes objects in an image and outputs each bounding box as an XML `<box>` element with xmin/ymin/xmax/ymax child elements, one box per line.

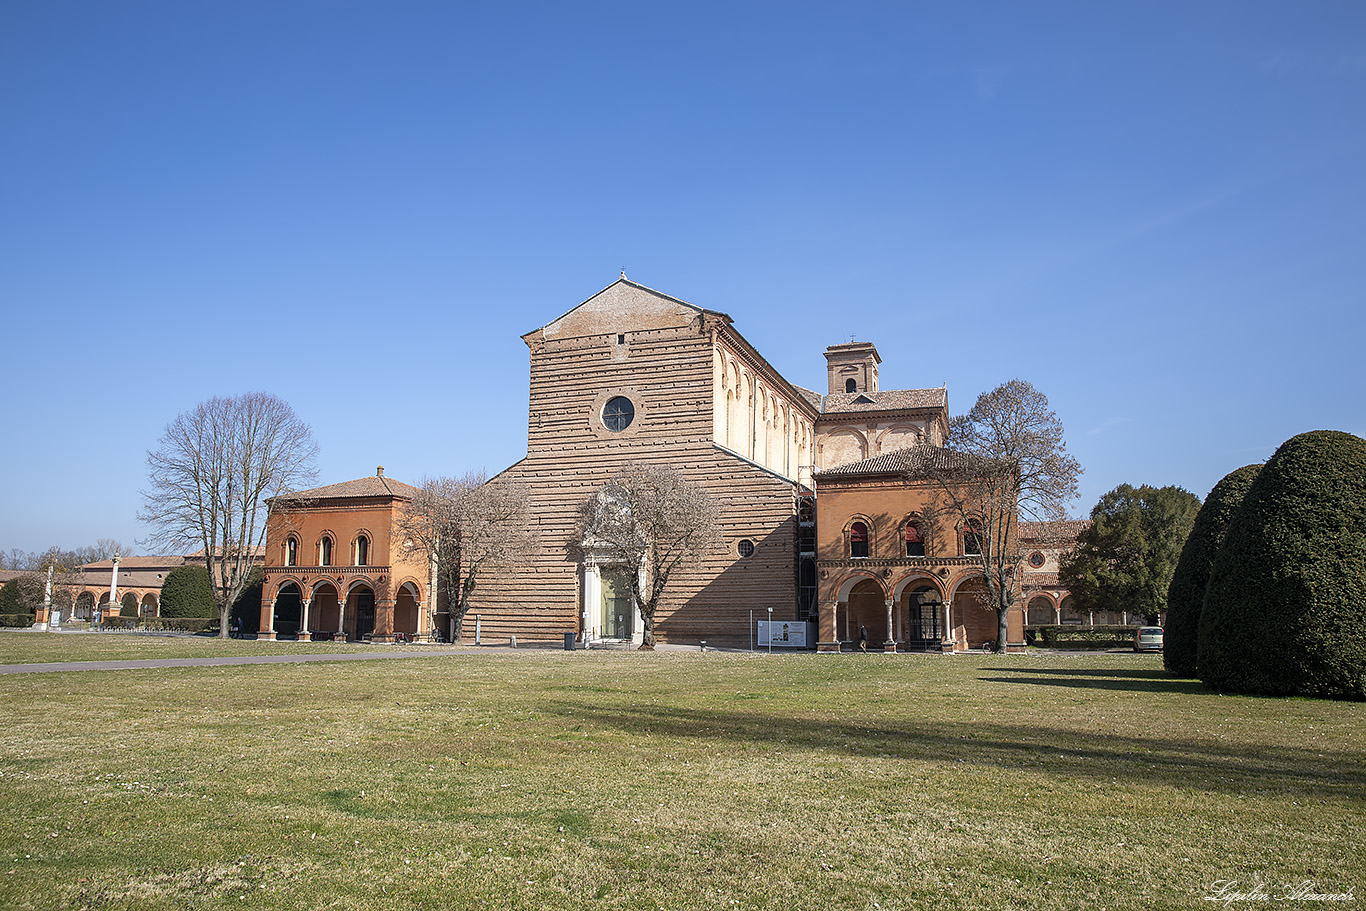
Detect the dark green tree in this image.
<box><xmin>1059</xmin><ymin>484</ymin><xmax>1201</xmax><ymax>625</ymax></box>
<box><xmin>1163</xmin><ymin>465</ymin><xmax>1261</xmax><ymax>677</ymax></box>
<box><xmin>1199</xmin><ymin>431</ymin><xmax>1366</xmax><ymax>700</ymax></box>
<box><xmin>229</xmin><ymin>567</ymin><xmax>264</xmax><ymax>634</ymax></box>
<box><xmin>159</xmin><ymin>565</ymin><xmax>217</xmax><ymax>618</ymax></box>
<box><xmin>0</xmin><ymin>575</ymin><xmax>44</xmax><ymax>616</ymax></box>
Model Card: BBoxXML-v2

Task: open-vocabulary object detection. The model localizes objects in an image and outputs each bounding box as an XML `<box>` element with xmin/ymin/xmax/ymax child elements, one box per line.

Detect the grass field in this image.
<box><xmin>0</xmin><ymin>633</ymin><xmax>1361</xmax><ymax>910</ymax></box>
<box><xmin>0</xmin><ymin>632</ymin><xmax>464</xmax><ymax>665</ymax></box>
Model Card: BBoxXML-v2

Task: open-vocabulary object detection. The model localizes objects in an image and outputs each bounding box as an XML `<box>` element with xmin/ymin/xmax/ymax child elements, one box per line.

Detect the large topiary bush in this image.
<box><xmin>159</xmin><ymin>565</ymin><xmax>217</xmax><ymax>618</ymax></box>
<box><xmin>1199</xmin><ymin>431</ymin><xmax>1366</xmax><ymax>699</ymax></box>
<box><xmin>1164</xmin><ymin>464</ymin><xmax>1261</xmax><ymax>677</ymax></box>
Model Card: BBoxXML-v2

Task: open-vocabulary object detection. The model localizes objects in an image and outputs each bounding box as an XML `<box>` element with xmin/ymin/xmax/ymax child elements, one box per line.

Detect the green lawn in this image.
<box><xmin>0</xmin><ymin>632</ymin><xmax>466</xmax><ymax>665</ymax></box>
<box><xmin>0</xmin><ymin>638</ymin><xmax>1361</xmax><ymax>910</ymax></box>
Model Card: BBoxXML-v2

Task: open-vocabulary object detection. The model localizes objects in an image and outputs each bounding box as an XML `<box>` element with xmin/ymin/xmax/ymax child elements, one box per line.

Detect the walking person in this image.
<box><xmin>858</xmin><ymin>624</ymin><xmax>868</xmax><ymax>652</ymax></box>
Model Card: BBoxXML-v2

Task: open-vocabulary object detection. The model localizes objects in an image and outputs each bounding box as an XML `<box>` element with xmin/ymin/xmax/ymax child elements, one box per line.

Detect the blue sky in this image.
<box><xmin>3</xmin><ymin>1</ymin><xmax>1364</xmax><ymax>556</ymax></box>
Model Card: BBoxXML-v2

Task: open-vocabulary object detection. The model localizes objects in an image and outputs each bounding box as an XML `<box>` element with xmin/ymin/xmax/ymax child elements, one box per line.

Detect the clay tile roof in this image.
<box><xmin>822</xmin><ymin>387</ymin><xmax>946</xmax><ymax>414</ymax></box>
<box><xmin>792</xmin><ymin>385</ymin><xmax>825</xmax><ymax>411</ymax></box>
<box><xmin>79</xmin><ymin>556</ymin><xmax>186</xmax><ymax>571</ymax></box>
<box><xmin>1018</xmin><ymin>519</ymin><xmax>1091</xmax><ymax>543</ymax></box>
<box><xmin>286</xmin><ymin>475</ymin><xmax>419</xmax><ymax>501</ymax></box>
<box><xmin>814</xmin><ymin>445</ymin><xmax>993</xmax><ymax>479</ymax></box>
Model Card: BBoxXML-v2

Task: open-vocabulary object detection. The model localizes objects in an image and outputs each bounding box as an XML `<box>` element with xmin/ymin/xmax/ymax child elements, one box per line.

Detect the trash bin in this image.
<box><xmin>564</xmin><ymin>631</ymin><xmax>576</xmax><ymax>651</ymax></box>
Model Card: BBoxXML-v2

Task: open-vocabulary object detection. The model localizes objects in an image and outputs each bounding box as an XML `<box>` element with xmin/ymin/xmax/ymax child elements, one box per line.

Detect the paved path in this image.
<box><xmin>0</xmin><ymin>650</ymin><xmax>474</xmax><ymax>675</ymax></box>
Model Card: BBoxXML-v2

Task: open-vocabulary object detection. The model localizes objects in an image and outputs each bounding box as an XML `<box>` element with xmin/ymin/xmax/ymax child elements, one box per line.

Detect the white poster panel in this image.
<box><xmin>757</xmin><ymin>620</ymin><xmax>811</xmax><ymax>648</ymax></box>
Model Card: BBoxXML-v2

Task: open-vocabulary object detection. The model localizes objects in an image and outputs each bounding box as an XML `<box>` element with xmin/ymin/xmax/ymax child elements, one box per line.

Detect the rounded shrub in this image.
<box><xmin>159</xmin><ymin>565</ymin><xmax>217</xmax><ymax>619</ymax></box>
<box><xmin>1199</xmin><ymin>431</ymin><xmax>1366</xmax><ymax>699</ymax></box>
<box><xmin>1164</xmin><ymin>464</ymin><xmax>1261</xmax><ymax>677</ymax></box>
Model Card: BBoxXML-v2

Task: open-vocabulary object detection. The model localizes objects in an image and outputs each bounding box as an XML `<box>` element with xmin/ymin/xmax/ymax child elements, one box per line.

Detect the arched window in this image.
<box><xmin>905</xmin><ymin>520</ymin><xmax>924</xmax><ymax>557</ymax></box>
<box><xmin>963</xmin><ymin>519</ymin><xmax>983</xmax><ymax>556</ymax></box>
<box><xmin>355</xmin><ymin>535</ymin><xmax>369</xmax><ymax>567</ymax></box>
<box><xmin>850</xmin><ymin>521</ymin><xmax>869</xmax><ymax>558</ymax></box>
<box><xmin>320</xmin><ymin>536</ymin><xmax>333</xmax><ymax>567</ymax></box>
<box><xmin>284</xmin><ymin>536</ymin><xmax>298</xmax><ymax>567</ymax></box>
<box><xmin>845</xmin><ymin>378</ymin><xmax>857</xmax><ymax>393</ymax></box>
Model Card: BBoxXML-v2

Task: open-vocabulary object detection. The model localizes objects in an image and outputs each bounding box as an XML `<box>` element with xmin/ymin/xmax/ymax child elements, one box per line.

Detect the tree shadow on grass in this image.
<box><xmin>542</xmin><ymin>701</ymin><xmax>1365</xmax><ymax>800</ymax></box>
<box><xmin>979</xmin><ymin>665</ymin><xmax>1210</xmax><ymax>695</ymax></box>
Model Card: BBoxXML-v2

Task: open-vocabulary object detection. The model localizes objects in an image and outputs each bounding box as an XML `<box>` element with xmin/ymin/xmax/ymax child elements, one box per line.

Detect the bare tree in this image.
<box><xmin>393</xmin><ymin>472</ymin><xmax>534</xmax><ymax>642</ymax></box>
<box><xmin>915</xmin><ymin>379</ymin><xmax>1081</xmax><ymax>653</ymax></box>
<box><xmin>140</xmin><ymin>393</ymin><xmax>318</xmax><ymax>638</ymax></box>
<box><xmin>575</xmin><ymin>463</ymin><xmax>721</xmax><ymax>650</ymax></box>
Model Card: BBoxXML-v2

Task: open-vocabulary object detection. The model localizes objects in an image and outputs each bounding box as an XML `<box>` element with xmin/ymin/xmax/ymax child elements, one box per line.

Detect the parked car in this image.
<box><xmin>1134</xmin><ymin>626</ymin><xmax>1164</xmax><ymax>652</ymax></box>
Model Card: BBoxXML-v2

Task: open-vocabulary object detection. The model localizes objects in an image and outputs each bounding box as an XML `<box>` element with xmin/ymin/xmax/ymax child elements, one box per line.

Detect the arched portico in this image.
<box><xmin>74</xmin><ymin>591</ymin><xmax>95</xmax><ymax>621</ymax></box>
<box><xmin>273</xmin><ymin>583</ymin><xmax>303</xmax><ymax>639</ymax></box>
<box><xmin>393</xmin><ymin>582</ymin><xmax>420</xmax><ymax>641</ymax></box>
<box><xmin>310</xmin><ymin>582</ymin><xmax>341</xmax><ymax>639</ymax></box>
<box><xmin>1026</xmin><ymin>594</ymin><xmax>1057</xmax><ymax>625</ymax></box>
<box><xmin>345</xmin><ymin>582</ymin><xmax>376</xmax><ymax>641</ymax></box>
<box><xmin>140</xmin><ymin>593</ymin><xmax>159</xmax><ymax>618</ymax></box>
<box><xmin>948</xmin><ymin>576</ymin><xmax>995</xmax><ymax>651</ymax></box>
<box><xmin>894</xmin><ymin>575</ymin><xmax>947</xmax><ymax>651</ymax></box>
<box><xmin>817</xmin><ymin>572</ymin><xmax>890</xmax><ymax>652</ymax></box>
<box><xmin>845</xmin><ymin>578</ymin><xmax>888</xmax><ymax>648</ymax></box>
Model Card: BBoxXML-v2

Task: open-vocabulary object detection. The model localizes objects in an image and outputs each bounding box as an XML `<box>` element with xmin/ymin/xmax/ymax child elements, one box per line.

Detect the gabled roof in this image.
<box><xmin>814</xmin><ymin>445</ymin><xmax>994</xmax><ymax>479</ymax></box>
<box><xmin>284</xmin><ymin>474</ymin><xmax>419</xmax><ymax>501</ymax></box>
<box><xmin>821</xmin><ymin>387</ymin><xmax>947</xmax><ymax>414</ymax></box>
<box><xmin>528</xmin><ymin>276</ymin><xmax>732</xmax><ymax>338</ymax></box>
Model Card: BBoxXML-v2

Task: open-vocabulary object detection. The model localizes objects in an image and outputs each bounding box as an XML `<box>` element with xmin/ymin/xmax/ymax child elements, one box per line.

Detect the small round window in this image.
<box><xmin>737</xmin><ymin>539</ymin><xmax>755</xmax><ymax>558</ymax></box>
<box><xmin>1029</xmin><ymin>552</ymin><xmax>1045</xmax><ymax>568</ymax></box>
<box><xmin>602</xmin><ymin>396</ymin><xmax>635</xmax><ymax>432</ymax></box>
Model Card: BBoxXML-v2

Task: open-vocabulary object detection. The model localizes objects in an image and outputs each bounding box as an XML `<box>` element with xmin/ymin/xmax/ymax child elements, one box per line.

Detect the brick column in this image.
<box><xmin>258</xmin><ymin>598</ymin><xmax>277</xmax><ymax>640</ymax></box>
<box><xmin>817</xmin><ymin>599</ymin><xmax>840</xmax><ymax>652</ymax></box>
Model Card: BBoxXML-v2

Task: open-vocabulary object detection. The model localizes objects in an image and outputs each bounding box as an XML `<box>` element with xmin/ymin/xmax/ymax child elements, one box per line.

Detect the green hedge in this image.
<box><xmin>160</xmin><ymin>565</ymin><xmax>218</xmax><ymax>618</ymax></box>
<box><xmin>1164</xmin><ymin>464</ymin><xmax>1260</xmax><ymax>678</ymax></box>
<box><xmin>1200</xmin><ymin>431</ymin><xmax>1366</xmax><ymax>700</ymax></box>
<box><xmin>0</xmin><ymin>614</ymin><xmax>34</xmax><ymax>628</ymax></box>
<box><xmin>1027</xmin><ymin>625</ymin><xmax>1138</xmax><ymax>649</ymax></box>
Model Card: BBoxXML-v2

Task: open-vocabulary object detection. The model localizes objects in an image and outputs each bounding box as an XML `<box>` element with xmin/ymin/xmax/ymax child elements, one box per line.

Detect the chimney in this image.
<box><xmin>377</xmin><ymin>466</ymin><xmax>384</xmax><ymax>477</ymax></box>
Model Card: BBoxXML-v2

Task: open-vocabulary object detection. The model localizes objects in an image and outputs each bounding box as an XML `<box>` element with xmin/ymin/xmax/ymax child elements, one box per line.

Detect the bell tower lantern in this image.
<box><xmin>824</xmin><ymin>342</ymin><xmax>881</xmax><ymax>396</ymax></box>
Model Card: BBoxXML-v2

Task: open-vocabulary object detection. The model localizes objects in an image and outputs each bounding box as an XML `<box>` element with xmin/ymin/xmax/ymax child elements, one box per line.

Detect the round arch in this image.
<box><xmin>1026</xmin><ymin>593</ymin><xmax>1058</xmax><ymax>625</ymax></box>
<box><xmin>897</xmin><ymin>577</ymin><xmax>947</xmax><ymax>650</ymax></box>
<box><xmin>393</xmin><ymin>581</ymin><xmax>421</xmax><ymax>640</ymax></box>
<box><xmin>140</xmin><ymin>592</ymin><xmax>159</xmax><ymax>618</ymax></box>
<box><xmin>892</xmin><ymin>573</ymin><xmax>945</xmax><ymax>603</ymax></box>
<box><xmin>818</xmin><ymin>427</ymin><xmax>868</xmax><ymax>465</ymax></box>
<box><xmin>345</xmin><ymin>581</ymin><xmax>377</xmax><ymax>640</ymax></box>
<box><xmin>844</xmin><ymin>577</ymin><xmax>889</xmax><ymax>647</ymax></box>
<box><xmin>273</xmin><ymin>582</ymin><xmax>303</xmax><ymax>639</ymax></box>
<box><xmin>269</xmin><ymin>575</ymin><xmax>305</xmax><ymax>599</ymax></box>
<box><xmin>834</xmin><ymin>570</ymin><xmax>887</xmax><ymax>604</ymax></box>
<box><xmin>841</xmin><ymin>514</ymin><xmax>876</xmax><ymax>560</ymax></box>
<box><xmin>948</xmin><ymin>575</ymin><xmax>994</xmax><ymax>650</ymax></box>
<box><xmin>307</xmin><ymin>581</ymin><xmax>341</xmax><ymax>638</ymax></box>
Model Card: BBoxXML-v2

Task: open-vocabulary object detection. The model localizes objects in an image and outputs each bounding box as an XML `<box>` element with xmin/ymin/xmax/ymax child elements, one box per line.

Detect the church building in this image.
<box><xmin>470</xmin><ymin>276</ymin><xmax>1013</xmax><ymax>649</ymax></box>
<box><xmin>256</xmin><ymin>275</ymin><xmax>1024</xmax><ymax>649</ymax></box>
